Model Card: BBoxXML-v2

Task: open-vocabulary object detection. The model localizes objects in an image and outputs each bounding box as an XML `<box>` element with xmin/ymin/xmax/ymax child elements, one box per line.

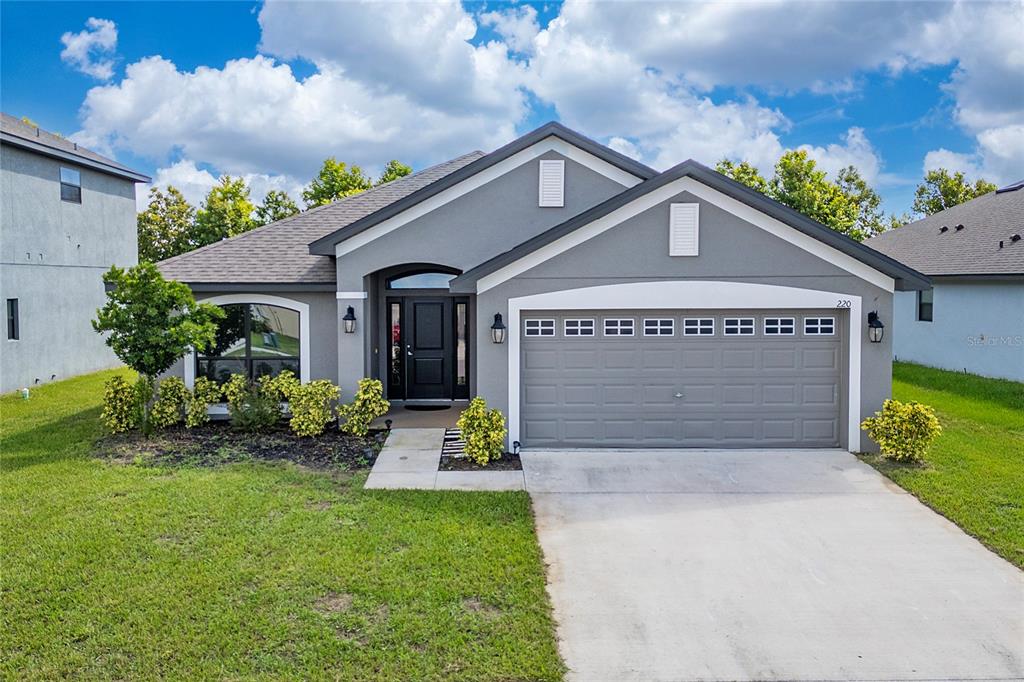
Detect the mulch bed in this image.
<box><xmin>439</xmin><ymin>453</ymin><xmax>523</xmax><ymax>471</ymax></box>
<box><xmin>96</xmin><ymin>420</ymin><xmax>388</xmax><ymax>471</ymax></box>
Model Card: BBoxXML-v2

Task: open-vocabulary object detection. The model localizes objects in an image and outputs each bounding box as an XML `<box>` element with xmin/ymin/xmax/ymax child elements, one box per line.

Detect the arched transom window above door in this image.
<box><xmin>386</xmin><ymin>271</ymin><xmax>457</xmax><ymax>289</ymax></box>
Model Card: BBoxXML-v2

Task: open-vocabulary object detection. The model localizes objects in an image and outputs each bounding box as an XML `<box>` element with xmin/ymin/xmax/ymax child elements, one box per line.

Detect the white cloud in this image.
<box><xmin>60</xmin><ymin>17</ymin><xmax>118</xmax><ymax>80</ymax></box>
<box><xmin>798</xmin><ymin>127</ymin><xmax>882</xmax><ymax>184</ymax></box>
<box><xmin>479</xmin><ymin>6</ymin><xmax>540</xmax><ymax>55</ymax></box>
<box><xmin>138</xmin><ymin>159</ymin><xmax>306</xmax><ymax>212</ymax></box>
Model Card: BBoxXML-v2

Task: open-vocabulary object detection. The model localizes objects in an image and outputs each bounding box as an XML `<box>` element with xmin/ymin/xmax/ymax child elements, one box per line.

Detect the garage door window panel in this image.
<box><xmin>683</xmin><ymin>318</ymin><xmax>714</xmax><ymax>336</ymax></box>
<box><xmin>643</xmin><ymin>318</ymin><xmax>675</xmax><ymax>336</ymax></box>
<box><xmin>603</xmin><ymin>318</ymin><xmax>635</xmax><ymax>336</ymax></box>
<box><xmin>724</xmin><ymin>318</ymin><xmax>755</xmax><ymax>335</ymax></box>
<box><xmin>564</xmin><ymin>319</ymin><xmax>595</xmax><ymax>336</ymax></box>
<box><xmin>525</xmin><ymin>319</ymin><xmax>555</xmax><ymax>337</ymax></box>
<box><xmin>764</xmin><ymin>317</ymin><xmax>795</xmax><ymax>335</ymax></box>
<box><xmin>804</xmin><ymin>317</ymin><xmax>836</xmax><ymax>335</ymax></box>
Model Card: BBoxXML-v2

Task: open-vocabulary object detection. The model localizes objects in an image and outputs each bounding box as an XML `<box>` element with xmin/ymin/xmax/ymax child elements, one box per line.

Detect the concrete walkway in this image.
<box><xmin>364</xmin><ymin>428</ymin><xmax>525</xmax><ymax>491</ymax></box>
<box><xmin>523</xmin><ymin>449</ymin><xmax>1024</xmax><ymax>681</ymax></box>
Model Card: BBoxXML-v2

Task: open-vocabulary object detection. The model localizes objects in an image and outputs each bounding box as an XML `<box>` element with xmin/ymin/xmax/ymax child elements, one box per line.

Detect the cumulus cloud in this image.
<box><xmin>479</xmin><ymin>5</ymin><xmax>540</xmax><ymax>55</ymax></box>
<box><xmin>138</xmin><ymin>159</ymin><xmax>305</xmax><ymax>212</ymax></box>
<box><xmin>798</xmin><ymin>127</ymin><xmax>882</xmax><ymax>184</ymax></box>
<box><xmin>60</xmin><ymin>17</ymin><xmax>118</xmax><ymax>80</ymax></box>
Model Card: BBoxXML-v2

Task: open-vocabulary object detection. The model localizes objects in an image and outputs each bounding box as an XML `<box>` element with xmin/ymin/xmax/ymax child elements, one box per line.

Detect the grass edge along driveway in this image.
<box><xmin>860</xmin><ymin>362</ymin><xmax>1024</xmax><ymax>570</ymax></box>
<box><xmin>1</xmin><ymin>369</ymin><xmax>564</xmax><ymax>680</ymax></box>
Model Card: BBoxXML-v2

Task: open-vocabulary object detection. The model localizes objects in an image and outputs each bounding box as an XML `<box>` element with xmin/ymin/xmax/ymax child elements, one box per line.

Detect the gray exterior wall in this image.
<box><xmin>334</xmin><ymin>150</ymin><xmax>633</xmax><ymax>396</ymax></box>
<box><xmin>0</xmin><ymin>144</ymin><xmax>138</xmax><ymax>393</ymax></box>
<box><xmin>473</xmin><ymin>189</ymin><xmax>894</xmax><ymax>451</ymax></box>
<box><xmin>893</xmin><ymin>279</ymin><xmax>1023</xmax><ymax>382</ymax></box>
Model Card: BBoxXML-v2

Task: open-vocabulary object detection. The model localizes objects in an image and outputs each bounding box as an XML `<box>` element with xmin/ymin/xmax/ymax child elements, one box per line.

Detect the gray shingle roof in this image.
<box><xmin>0</xmin><ymin>112</ymin><xmax>149</xmax><ymax>182</ymax></box>
<box><xmin>865</xmin><ymin>185</ymin><xmax>1024</xmax><ymax>276</ymax></box>
<box><xmin>157</xmin><ymin>151</ymin><xmax>485</xmax><ymax>285</ymax></box>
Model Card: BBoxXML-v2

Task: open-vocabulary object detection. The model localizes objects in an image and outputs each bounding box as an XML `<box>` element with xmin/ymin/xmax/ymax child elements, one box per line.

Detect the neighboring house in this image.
<box><xmin>866</xmin><ymin>182</ymin><xmax>1024</xmax><ymax>382</ymax></box>
<box><xmin>159</xmin><ymin>122</ymin><xmax>927</xmax><ymax>452</ymax></box>
<box><xmin>0</xmin><ymin>113</ymin><xmax>150</xmax><ymax>393</ymax></box>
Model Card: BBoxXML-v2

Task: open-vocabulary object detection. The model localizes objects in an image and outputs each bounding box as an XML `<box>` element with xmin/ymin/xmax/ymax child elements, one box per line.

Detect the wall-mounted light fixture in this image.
<box><xmin>342</xmin><ymin>305</ymin><xmax>357</xmax><ymax>334</ymax></box>
<box><xmin>867</xmin><ymin>311</ymin><xmax>885</xmax><ymax>343</ymax></box>
<box><xmin>491</xmin><ymin>313</ymin><xmax>507</xmax><ymax>344</ymax></box>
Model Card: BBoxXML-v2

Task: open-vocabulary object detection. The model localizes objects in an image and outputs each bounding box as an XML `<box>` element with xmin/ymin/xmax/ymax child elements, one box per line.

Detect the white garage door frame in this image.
<box><xmin>507</xmin><ymin>281</ymin><xmax>862</xmax><ymax>452</ymax></box>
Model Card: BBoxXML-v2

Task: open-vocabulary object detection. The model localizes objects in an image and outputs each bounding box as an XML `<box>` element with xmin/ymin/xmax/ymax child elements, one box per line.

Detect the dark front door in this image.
<box><xmin>387</xmin><ymin>296</ymin><xmax>468</xmax><ymax>400</ymax></box>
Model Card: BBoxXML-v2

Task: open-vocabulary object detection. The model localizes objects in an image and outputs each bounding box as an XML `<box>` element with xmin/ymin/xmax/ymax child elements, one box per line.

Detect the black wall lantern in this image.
<box><xmin>342</xmin><ymin>305</ymin><xmax>357</xmax><ymax>334</ymax></box>
<box><xmin>867</xmin><ymin>311</ymin><xmax>884</xmax><ymax>343</ymax></box>
<box><xmin>491</xmin><ymin>313</ymin><xmax>507</xmax><ymax>344</ymax></box>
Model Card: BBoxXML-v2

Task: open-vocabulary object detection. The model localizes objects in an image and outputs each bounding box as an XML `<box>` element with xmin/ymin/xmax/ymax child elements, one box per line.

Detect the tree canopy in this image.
<box><xmin>377</xmin><ymin>160</ymin><xmax>413</xmax><ymax>185</ymax></box>
<box><xmin>137</xmin><ymin>186</ymin><xmax>197</xmax><ymax>263</ymax></box>
<box><xmin>302</xmin><ymin>158</ymin><xmax>373</xmax><ymax>208</ymax></box>
<box><xmin>912</xmin><ymin>169</ymin><xmax>997</xmax><ymax>217</ymax></box>
<box><xmin>255</xmin><ymin>189</ymin><xmax>300</xmax><ymax>226</ymax></box>
<box><xmin>195</xmin><ymin>176</ymin><xmax>256</xmax><ymax>243</ymax></box>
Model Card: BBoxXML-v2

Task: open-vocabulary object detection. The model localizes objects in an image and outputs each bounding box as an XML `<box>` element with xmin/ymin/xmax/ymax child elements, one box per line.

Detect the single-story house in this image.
<box><xmin>866</xmin><ymin>181</ymin><xmax>1023</xmax><ymax>382</ymax></box>
<box><xmin>159</xmin><ymin>122</ymin><xmax>928</xmax><ymax>452</ymax></box>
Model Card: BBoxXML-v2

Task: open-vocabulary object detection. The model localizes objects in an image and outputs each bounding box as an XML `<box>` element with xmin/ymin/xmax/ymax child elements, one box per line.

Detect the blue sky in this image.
<box><xmin>2</xmin><ymin>1</ymin><xmax>1020</xmax><ymax>215</ymax></box>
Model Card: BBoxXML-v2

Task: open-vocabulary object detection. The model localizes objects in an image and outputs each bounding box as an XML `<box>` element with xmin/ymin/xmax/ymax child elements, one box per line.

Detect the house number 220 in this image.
<box><xmin>835</xmin><ymin>299</ymin><xmax>852</xmax><ymax>308</ymax></box>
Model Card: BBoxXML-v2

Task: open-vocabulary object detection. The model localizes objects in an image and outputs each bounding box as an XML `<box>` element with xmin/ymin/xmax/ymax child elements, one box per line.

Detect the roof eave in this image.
<box><xmin>1</xmin><ymin>133</ymin><xmax>151</xmax><ymax>183</ymax></box>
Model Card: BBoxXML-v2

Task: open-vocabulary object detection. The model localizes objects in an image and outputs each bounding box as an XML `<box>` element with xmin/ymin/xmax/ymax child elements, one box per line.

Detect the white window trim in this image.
<box><xmin>538</xmin><ymin>159</ymin><xmax>565</xmax><ymax>207</ymax></box>
<box><xmin>764</xmin><ymin>317</ymin><xmax>796</xmax><ymax>335</ymax></box>
<box><xmin>476</xmin><ymin>176</ymin><xmax>895</xmax><ymax>293</ymax></box>
<box><xmin>682</xmin><ymin>317</ymin><xmax>715</xmax><ymax>336</ymax></box>
<box><xmin>563</xmin><ymin>318</ymin><xmax>595</xmax><ymax>336</ymax></box>
<box><xmin>603</xmin><ymin>318</ymin><xmax>635</xmax><ymax>336</ymax></box>
<box><xmin>804</xmin><ymin>317</ymin><xmax>836</xmax><ymax>336</ymax></box>
<box><xmin>643</xmin><ymin>318</ymin><xmax>675</xmax><ymax>336</ymax></box>
<box><xmin>723</xmin><ymin>317</ymin><xmax>755</xmax><ymax>336</ymax></box>
<box><xmin>524</xmin><ymin>318</ymin><xmax>556</xmax><ymax>337</ymax></box>
<box><xmin>183</xmin><ymin>293</ymin><xmax>310</xmax><ymax>390</ymax></box>
<box><xmin>335</xmin><ymin>137</ymin><xmax>643</xmax><ymax>258</ymax></box>
<box><xmin>506</xmin><ymin>281</ymin><xmax>862</xmax><ymax>452</ymax></box>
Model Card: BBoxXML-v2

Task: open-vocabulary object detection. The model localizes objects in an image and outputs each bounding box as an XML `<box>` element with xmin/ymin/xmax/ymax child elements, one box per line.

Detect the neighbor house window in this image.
<box><xmin>804</xmin><ymin>317</ymin><xmax>835</xmax><ymax>335</ymax></box>
<box><xmin>764</xmin><ymin>317</ymin><xmax>795</xmax><ymax>335</ymax></box>
<box><xmin>917</xmin><ymin>289</ymin><xmax>933</xmax><ymax>322</ymax></box>
<box><xmin>604</xmin><ymin>318</ymin><xmax>635</xmax><ymax>336</ymax></box>
<box><xmin>724</xmin><ymin>318</ymin><xmax>755</xmax><ymax>335</ymax></box>
<box><xmin>524</xmin><ymin>319</ymin><xmax>555</xmax><ymax>337</ymax></box>
<box><xmin>60</xmin><ymin>167</ymin><xmax>81</xmax><ymax>203</ymax></box>
<box><xmin>564</xmin><ymin>319</ymin><xmax>595</xmax><ymax>336</ymax></box>
<box><xmin>196</xmin><ymin>303</ymin><xmax>300</xmax><ymax>383</ymax></box>
<box><xmin>6</xmin><ymin>299</ymin><xmax>18</xmax><ymax>340</ymax></box>
<box><xmin>643</xmin><ymin>318</ymin><xmax>674</xmax><ymax>336</ymax></box>
<box><xmin>683</xmin><ymin>318</ymin><xmax>714</xmax><ymax>336</ymax></box>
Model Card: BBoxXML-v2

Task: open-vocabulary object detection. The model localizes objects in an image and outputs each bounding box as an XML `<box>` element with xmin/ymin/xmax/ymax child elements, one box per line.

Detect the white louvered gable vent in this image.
<box><xmin>669</xmin><ymin>203</ymin><xmax>700</xmax><ymax>256</ymax></box>
<box><xmin>538</xmin><ymin>159</ymin><xmax>565</xmax><ymax>207</ymax></box>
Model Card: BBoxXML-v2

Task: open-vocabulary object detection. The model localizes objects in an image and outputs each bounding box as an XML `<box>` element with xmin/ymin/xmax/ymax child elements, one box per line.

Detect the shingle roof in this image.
<box><xmin>865</xmin><ymin>184</ymin><xmax>1024</xmax><ymax>276</ymax></box>
<box><xmin>0</xmin><ymin>112</ymin><xmax>149</xmax><ymax>183</ymax></box>
<box><xmin>157</xmin><ymin>151</ymin><xmax>485</xmax><ymax>285</ymax></box>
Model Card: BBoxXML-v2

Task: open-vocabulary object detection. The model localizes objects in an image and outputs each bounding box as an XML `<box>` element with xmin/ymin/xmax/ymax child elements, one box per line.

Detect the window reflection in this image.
<box><xmin>386</xmin><ymin>272</ymin><xmax>456</xmax><ymax>289</ymax></box>
<box><xmin>456</xmin><ymin>302</ymin><xmax>467</xmax><ymax>386</ymax></box>
<box><xmin>197</xmin><ymin>303</ymin><xmax>301</xmax><ymax>383</ymax></box>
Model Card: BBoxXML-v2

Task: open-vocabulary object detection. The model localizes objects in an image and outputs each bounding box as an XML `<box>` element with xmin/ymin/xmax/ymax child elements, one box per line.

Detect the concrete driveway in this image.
<box><xmin>523</xmin><ymin>449</ymin><xmax>1024</xmax><ymax>681</ymax></box>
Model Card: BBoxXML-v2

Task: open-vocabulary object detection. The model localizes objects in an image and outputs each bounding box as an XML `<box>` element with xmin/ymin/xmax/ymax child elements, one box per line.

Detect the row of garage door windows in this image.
<box><xmin>524</xmin><ymin>316</ymin><xmax>837</xmax><ymax>338</ymax></box>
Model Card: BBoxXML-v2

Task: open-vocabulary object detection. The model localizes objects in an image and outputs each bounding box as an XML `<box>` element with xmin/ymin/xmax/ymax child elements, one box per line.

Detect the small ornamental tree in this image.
<box><xmin>92</xmin><ymin>263</ymin><xmax>223</xmax><ymax>434</ymax></box>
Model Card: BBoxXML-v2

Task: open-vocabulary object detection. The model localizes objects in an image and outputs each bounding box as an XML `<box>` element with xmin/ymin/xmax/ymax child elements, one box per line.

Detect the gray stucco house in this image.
<box><xmin>159</xmin><ymin>122</ymin><xmax>928</xmax><ymax>452</ymax></box>
<box><xmin>0</xmin><ymin>113</ymin><xmax>149</xmax><ymax>393</ymax></box>
<box><xmin>866</xmin><ymin>182</ymin><xmax>1024</xmax><ymax>382</ymax></box>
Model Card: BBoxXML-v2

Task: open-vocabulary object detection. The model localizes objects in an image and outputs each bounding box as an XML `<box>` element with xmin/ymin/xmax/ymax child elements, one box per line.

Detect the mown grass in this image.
<box><xmin>859</xmin><ymin>362</ymin><xmax>1024</xmax><ymax>569</ymax></box>
<box><xmin>1</xmin><ymin>370</ymin><xmax>564</xmax><ymax>680</ymax></box>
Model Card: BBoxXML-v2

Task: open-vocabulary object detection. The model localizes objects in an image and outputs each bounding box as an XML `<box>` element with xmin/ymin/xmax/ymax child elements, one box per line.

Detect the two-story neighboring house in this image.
<box><xmin>0</xmin><ymin>113</ymin><xmax>150</xmax><ymax>393</ymax></box>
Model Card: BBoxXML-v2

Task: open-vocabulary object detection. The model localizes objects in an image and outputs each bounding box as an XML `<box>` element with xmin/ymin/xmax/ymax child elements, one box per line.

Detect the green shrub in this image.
<box><xmin>151</xmin><ymin>376</ymin><xmax>190</xmax><ymax>429</ymax></box>
<box><xmin>186</xmin><ymin>376</ymin><xmax>223</xmax><ymax>428</ymax></box>
<box><xmin>101</xmin><ymin>375</ymin><xmax>143</xmax><ymax>434</ymax></box>
<box><xmin>227</xmin><ymin>381</ymin><xmax>281</xmax><ymax>432</ymax></box>
<box><xmin>288</xmin><ymin>380</ymin><xmax>340</xmax><ymax>437</ymax></box>
<box><xmin>861</xmin><ymin>399</ymin><xmax>942</xmax><ymax>463</ymax></box>
<box><xmin>259</xmin><ymin>370</ymin><xmax>300</xmax><ymax>403</ymax></box>
<box><xmin>338</xmin><ymin>378</ymin><xmax>390</xmax><ymax>436</ymax></box>
<box><xmin>457</xmin><ymin>397</ymin><xmax>507</xmax><ymax>466</ymax></box>
<box><xmin>223</xmin><ymin>374</ymin><xmax>249</xmax><ymax>411</ymax></box>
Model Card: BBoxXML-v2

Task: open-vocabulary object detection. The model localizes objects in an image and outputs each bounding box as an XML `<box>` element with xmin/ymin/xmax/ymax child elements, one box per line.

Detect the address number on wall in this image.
<box><xmin>835</xmin><ymin>300</ymin><xmax>852</xmax><ymax>308</ymax></box>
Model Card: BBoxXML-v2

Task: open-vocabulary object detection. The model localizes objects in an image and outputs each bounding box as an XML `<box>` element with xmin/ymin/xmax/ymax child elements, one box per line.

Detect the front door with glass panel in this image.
<box><xmin>387</xmin><ymin>297</ymin><xmax>469</xmax><ymax>400</ymax></box>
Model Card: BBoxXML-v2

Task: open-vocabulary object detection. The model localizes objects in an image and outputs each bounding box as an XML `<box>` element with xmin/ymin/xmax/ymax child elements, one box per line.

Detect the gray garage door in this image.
<box><xmin>521</xmin><ymin>310</ymin><xmax>844</xmax><ymax>448</ymax></box>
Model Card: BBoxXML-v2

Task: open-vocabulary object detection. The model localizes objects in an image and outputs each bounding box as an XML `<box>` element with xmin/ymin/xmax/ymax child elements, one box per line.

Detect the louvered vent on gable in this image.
<box><xmin>538</xmin><ymin>159</ymin><xmax>565</xmax><ymax>207</ymax></box>
<box><xmin>669</xmin><ymin>203</ymin><xmax>699</xmax><ymax>256</ymax></box>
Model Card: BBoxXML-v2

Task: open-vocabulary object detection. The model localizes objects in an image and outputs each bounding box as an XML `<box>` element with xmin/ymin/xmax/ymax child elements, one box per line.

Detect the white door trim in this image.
<box><xmin>335</xmin><ymin>136</ymin><xmax>645</xmax><ymax>258</ymax></box>
<box><xmin>478</xmin><ymin>176</ymin><xmax>895</xmax><ymax>294</ymax></box>
<box><xmin>508</xmin><ymin>281</ymin><xmax>862</xmax><ymax>452</ymax></box>
<box><xmin>184</xmin><ymin>293</ymin><xmax>311</xmax><ymax>389</ymax></box>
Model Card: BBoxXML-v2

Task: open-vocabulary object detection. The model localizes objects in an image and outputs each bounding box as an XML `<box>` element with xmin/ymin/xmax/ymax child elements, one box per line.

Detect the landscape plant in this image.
<box><xmin>150</xmin><ymin>376</ymin><xmax>191</xmax><ymax>429</ymax></box>
<box><xmin>226</xmin><ymin>380</ymin><xmax>281</xmax><ymax>432</ymax></box>
<box><xmin>100</xmin><ymin>375</ymin><xmax>145</xmax><ymax>434</ymax></box>
<box><xmin>457</xmin><ymin>397</ymin><xmax>507</xmax><ymax>466</ymax></box>
<box><xmin>186</xmin><ymin>377</ymin><xmax>223</xmax><ymax>428</ymax></box>
<box><xmin>861</xmin><ymin>398</ymin><xmax>942</xmax><ymax>463</ymax></box>
<box><xmin>337</xmin><ymin>378</ymin><xmax>390</xmax><ymax>436</ymax></box>
<box><xmin>258</xmin><ymin>369</ymin><xmax>300</xmax><ymax>403</ymax></box>
<box><xmin>289</xmin><ymin>380</ymin><xmax>341</xmax><ymax>437</ymax></box>
<box><xmin>92</xmin><ymin>263</ymin><xmax>223</xmax><ymax>434</ymax></box>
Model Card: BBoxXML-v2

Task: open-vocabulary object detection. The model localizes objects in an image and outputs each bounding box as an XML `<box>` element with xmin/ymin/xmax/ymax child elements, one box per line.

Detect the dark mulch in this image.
<box><xmin>97</xmin><ymin>420</ymin><xmax>388</xmax><ymax>470</ymax></box>
<box><xmin>439</xmin><ymin>452</ymin><xmax>522</xmax><ymax>471</ymax></box>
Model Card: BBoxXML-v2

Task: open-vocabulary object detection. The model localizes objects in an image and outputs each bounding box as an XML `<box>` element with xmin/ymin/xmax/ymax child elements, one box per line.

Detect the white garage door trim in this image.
<box><xmin>508</xmin><ymin>281</ymin><xmax>862</xmax><ymax>451</ymax></box>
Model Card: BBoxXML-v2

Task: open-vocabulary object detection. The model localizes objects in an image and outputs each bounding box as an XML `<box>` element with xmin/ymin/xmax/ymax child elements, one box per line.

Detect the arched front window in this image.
<box><xmin>197</xmin><ymin>303</ymin><xmax>301</xmax><ymax>383</ymax></box>
<box><xmin>386</xmin><ymin>271</ymin><xmax>457</xmax><ymax>289</ymax></box>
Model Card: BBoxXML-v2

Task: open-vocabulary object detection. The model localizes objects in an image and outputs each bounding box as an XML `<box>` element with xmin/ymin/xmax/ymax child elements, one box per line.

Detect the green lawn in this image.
<box><xmin>1</xmin><ymin>370</ymin><xmax>564</xmax><ymax>680</ymax></box>
<box><xmin>860</xmin><ymin>362</ymin><xmax>1024</xmax><ymax>569</ymax></box>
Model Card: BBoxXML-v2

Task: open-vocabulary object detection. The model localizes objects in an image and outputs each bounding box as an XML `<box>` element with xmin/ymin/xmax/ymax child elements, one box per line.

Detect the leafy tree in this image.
<box><xmin>255</xmin><ymin>190</ymin><xmax>300</xmax><ymax>226</ymax></box>
<box><xmin>137</xmin><ymin>186</ymin><xmax>197</xmax><ymax>262</ymax></box>
<box><xmin>93</xmin><ymin>263</ymin><xmax>224</xmax><ymax>433</ymax></box>
<box><xmin>715</xmin><ymin>159</ymin><xmax>769</xmax><ymax>195</ymax></box>
<box><xmin>302</xmin><ymin>158</ymin><xmax>373</xmax><ymax>208</ymax></box>
<box><xmin>912</xmin><ymin>169</ymin><xmax>997</xmax><ymax>217</ymax></box>
<box><xmin>377</xmin><ymin>160</ymin><xmax>413</xmax><ymax>185</ymax></box>
<box><xmin>770</xmin><ymin>150</ymin><xmax>858</xmax><ymax>237</ymax></box>
<box><xmin>195</xmin><ymin>176</ymin><xmax>256</xmax><ymax>244</ymax></box>
<box><xmin>837</xmin><ymin>166</ymin><xmax>887</xmax><ymax>240</ymax></box>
